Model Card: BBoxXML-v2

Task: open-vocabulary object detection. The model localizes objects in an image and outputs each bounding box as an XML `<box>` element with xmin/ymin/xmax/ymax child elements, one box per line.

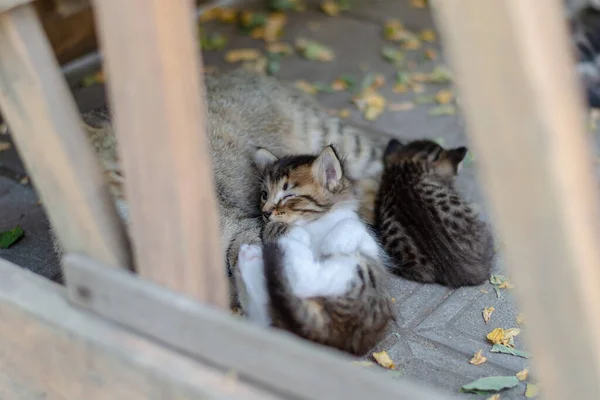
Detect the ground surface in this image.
<box><xmin>0</xmin><ymin>0</ymin><xmax>570</xmax><ymax>398</ymax></box>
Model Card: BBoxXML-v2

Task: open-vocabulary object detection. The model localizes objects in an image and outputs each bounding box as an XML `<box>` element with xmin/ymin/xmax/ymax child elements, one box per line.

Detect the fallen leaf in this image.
<box><xmin>0</xmin><ymin>226</ymin><xmax>24</xmax><ymax>249</ymax></box>
<box><xmin>435</xmin><ymin>89</ymin><xmax>453</xmax><ymax>104</ymax></box>
<box><xmin>264</xmin><ymin>12</ymin><xmax>287</xmax><ymax>42</ymax></box>
<box><xmin>225</xmin><ymin>49</ymin><xmax>261</xmax><ymax>63</ymax></box>
<box><xmin>200</xmin><ymin>31</ymin><xmax>228</xmax><ymax>51</ymax></box>
<box><xmin>470</xmin><ymin>350</ymin><xmax>488</xmax><ymax>365</ymax></box>
<box><xmin>490</xmin><ymin>344</ymin><xmax>530</xmax><ymax>358</ymax></box>
<box><xmin>390</xmin><ymin>297</ymin><xmax>396</xmax><ymax>303</ymax></box>
<box><xmin>428</xmin><ymin>104</ymin><xmax>456</xmax><ymax>116</ymax></box>
<box><xmin>331</xmin><ymin>74</ymin><xmax>356</xmax><ymax>91</ymax></box>
<box><xmin>295</xmin><ymin>80</ymin><xmax>318</xmax><ymax>94</ymax></box>
<box><xmin>0</xmin><ymin>141</ymin><xmax>11</xmax><ymax>151</ymax></box>
<box><xmin>265</xmin><ymin>52</ymin><xmax>282</xmax><ymax>76</ymax></box>
<box><xmin>516</xmin><ymin>368</ymin><xmax>529</xmax><ymax>381</ymax></box>
<box><xmin>382</xmin><ymin>46</ymin><xmax>404</xmax><ymax>65</ymax></box>
<box><xmin>388</xmin><ymin>102</ymin><xmax>414</xmax><ymax>112</ymax></box>
<box><xmin>218</xmin><ymin>8</ymin><xmax>238</xmax><ymax>23</ymax></box>
<box><xmin>487</xmin><ymin>327</ymin><xmax>520</xmax><ymax>347</ymax></box>
<box><xmin>372</xmin><ymin>351</ymin><xmax>395</xmax><ymax>369</ymax></box>
<box><xmin>525</xmin><ymin>383</ymin><xmax>539</xmax><ymax>398</ymax></box>
<box><xmin>198</xmin><ymin>7</ymin><xmax>221</xmax><ymax>22</ymax></box>
<box><xmin>81</xmin><ymin>70</ymin><xmax>105</xmax><ymax>87</ymax></box>
<box><xmin>424</xmin><ymin>48</ymin><xmax>438</xmax><ymax>60</ymax></box>
<box><xmin>373</xmin><ymin>74</ymin><xmax>385</xmax><ymax>88</ymax></box>
<box><xmin>487</xmin><ymin>395</ymin><xmax>501</xmax><ymax>400</ymax></box>
<box><xmin>321</xmin><ymin>0</ymin><xmax>340</xmax><ymax>16</ymax></box>
<box><xmin>460</xmin><ymin>376</ymin><xmax>519</xmax><ymax>394</ymax></box>
<box><xmin>412</xmin><ymin>83</ymin><xmax>426</xmax><ymax>93</ymax></box>
<box><xmin>339</xmin><ymin>108</ymin><xmax>350</xmax><ymax>118</ymax></box>
<box><xmin>266</xmin><ymin>42</ymin><xmax>293</xmax><ymax>55</ymax></box>
<box><xmin>419</xmin><ymin>29</ymin><xmax>436</xmax><ymax>42</ymax></box>
<box><xmin>410</xmin><ymin>0</ymin><xmax>427</xmax><ymax>8</ymax></box>
<box><xmin>428</xmin><ymin>66</ymin><xmax>453</xmax><ymax>83</ymax></box>
<box><xmin>352</xmin><ymin>360</ymin><xmax>373</xmax><ymax>367</ymax></box>
<box><xmin>483</xmin><ymin>307</ymin><xmax>495</xmax><ymax>324</ymax></box>
<box><xmin>268</xmin><ymin>0</ymin><xmax>304</xmax><ymax>11</ymax></box>
<box><xmin>383</xmin><ymin>19</ymin><xmax>404</xmax><ymax>41</ymax></box>
<box><xmin>516</xmin><ymin>313</ymin><xmax>526</xmax><ymax>325</ymax></box>
<box><xmin>20</xmin><ymin>176</ymin><xmax>29</xmax><ymax>185</ymax></box>
<box><xmin>353</xmin><ymin>88</ymin><xmax>386</xmax><ymax>121</ymax></box>
<box><xmin>295</xmin><ymin>38</ymin><xmax>334</xmax><ymax>61</ymax></box>
<box><xmin>239</xmin><ymin>11</ymin><xmax>268</xmax><ymax>33</ymax></box>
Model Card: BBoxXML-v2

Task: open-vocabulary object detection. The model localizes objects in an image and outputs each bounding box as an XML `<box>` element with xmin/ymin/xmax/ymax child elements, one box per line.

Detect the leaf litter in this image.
<box><xmin>296</xmin><ymin>38</ymin><xmax>334</xmax><ymax>61</ymax></box>
<box><xmin>525</xmin><ymin>383</ymin><xmax>539</xmax><ymax>398</ymax></box>
<box><xmin>490</xmin><ymin>344</ymin><xmax>530</xmax><ymax>358</ymax></box>
<box><xmin>486</xmin><ymin>327</ymin><xmax>520</xmax><ymax>347</ymax></box>
<box><xmin>469</xmin><ymin>350</ymin><xmax>487</xmax><ymax>366</ymax></box>
<box><xmin>483</xmin><ymin>307</ymin><xmax>495</xmax><ymax>324</ymax></box>
<box><xmin>461</xmin><ymin>376</ymin><xmax>519</xmax><ymax>394</ymax></box>
<box><xmin>516</xmin><ymin>368</ymin><xmax>529</xmax><ymax>381</ymax></box>
<box><xmin>372</xmin><ymin>351</ymin><xmax>395</xmax><ymax>369</ymax></box>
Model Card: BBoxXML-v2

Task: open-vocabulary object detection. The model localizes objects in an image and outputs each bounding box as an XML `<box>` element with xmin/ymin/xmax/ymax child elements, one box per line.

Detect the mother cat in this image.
<box><xmin>82</xmin><ymin>69</ymin><xmax>392</xmax><ymax>308</ymax></box>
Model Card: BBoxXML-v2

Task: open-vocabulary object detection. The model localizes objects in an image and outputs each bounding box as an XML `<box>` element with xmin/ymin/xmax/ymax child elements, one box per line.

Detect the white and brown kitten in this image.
<box><xmin>375</xmin><ymin>139</ymin><xmax>494</xmax><ymax>288</ymax></box>
<box><xmin>238</xmin><ymin>145</ymin><xmax>394</xmax><ymax>355</ymax></box>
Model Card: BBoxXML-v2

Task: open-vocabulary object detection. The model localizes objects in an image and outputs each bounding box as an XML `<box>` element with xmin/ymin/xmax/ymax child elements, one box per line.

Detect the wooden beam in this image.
<box><xmin>63</xmin><ymin>253</ymin><xmax>452</xmax><ymax>400</ymax></box>
<box><xmin>0</xmin><ymin>257</ymin><xmax>278</xmax><ymax>400</ymax></box>
<box><xmin>0</xmin><ymin>4</ymin><xmax>130</xmax><ymax>268</ymax></box>
<box><xmin>91</xmin><ymin>0</ymin><xmax>228</xmax><ymax>307</ymax></box>
<box><xmin>432</xmin><ymin>1</ymin><xmax>600</xmax><ymax>399</ymax></box>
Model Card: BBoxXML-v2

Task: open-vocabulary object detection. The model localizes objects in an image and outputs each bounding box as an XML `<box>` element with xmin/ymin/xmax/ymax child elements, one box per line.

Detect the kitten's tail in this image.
<box><xmin>262</xmin><ymin>242</ymin><xmax>331</xmax><ymax>341</ymax></box>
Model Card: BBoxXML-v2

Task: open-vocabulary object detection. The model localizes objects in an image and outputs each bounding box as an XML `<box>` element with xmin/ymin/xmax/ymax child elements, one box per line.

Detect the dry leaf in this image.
<box><xmin>498</xmin><ymin>280</ymin><xmax>514</xmax><ymax>289</ymax></box>
<box><xmin>331</xmin><ymin>79</ymin><xmax>349</xmax><ymax>91</ymax></box>
<box><xmin>20</xmin><ymin>176</ymin><xmax>29</xmax><ymax>185</ymax></box>
<box><xmin>410</xmin><ymin>0</ymin><xmax>427</xmax><ymax>8</ymax></box>
<box><xmin>353</xmin><ymin>88</ymin><xmax>386</xmax><ymax>121</ymax></box>
<box><xmin>525</xmin><ymin>383</ymin><xmax>539</xmax><ymax>398</ymax></box>
<box><xmin>419</xmin><ymin>29</ymin><xmax>436</xmax><ymax>42</ymax></box>
<box><xmin>469</xmin><ymin>350</ymin><xmax>488</xmax><ymax>366</ymax></box>
<box><xmin>372</xmin><ymin>351</ymin><xmax>395</xmax><ymax>369</ymax></box>
<box><xmin>0</xmin><ymin>141</ymin><xmax>11</xmax><ymax>152</ymax></box>
<box><xmin>339</xmin><ymin>109</ymin><xmax>350</xmax><ymax>118</ymax></box>
<box><xmin>267</xmin><ymin>42</ymin><xmax>293</xmax><ymax>55</ymax></box>
<box><xmin>412</xmin><ymin>83</ymin><xmax>426</xmax><ymax>93</ymax></box>
<box><xmin>516</xmin><ymin>368</ymin><xmax>529</xmax><ymax>381</ymax></box>
<box><xmin>198</xmin><ymin>7</ymin><xmax>221</xmax><ymax>22</ymax></box>
<box><xmin>435</xmin><ymin>89</ymin><xmax>453</xmax><ymax>104</ymax></box>
<box><xmin>219</xmin><ymin>8</ymin><xmax>238</xmax><ymax>23</ymax></box>
<box><xmin>225</xmin><ymin>49</ymin><xmax>261</xmax><ymax>63</ymax></box>
<box><xmin>486</xmin><ymin>395</ymin><xmax>501</xmax><ymax>400</ymax></box>
<box><xmin>389</xmin><ymin>102</ymin><xmax>415</xmax><ymax>112</ymax></box>
<box><xmin>264</xmin><ymin>12</ymin><xmax>287</xmax><ymax>42</ymax></box>
<box><xmin>390</xmin><ymin>297</ymin><xmax>396</xmax><ymax>303</ymax></box>
<box><xmin>424</xmin><ymin>48</ymin><xmax>438</xmax><ymax>60</ymax></box>
<box><xmin>295</xmin><ymin>38</ymin><xmax>334</xmax><ymax>61</ymax></box>
<box><xmin>321</xmin><ymin>0</ymin><xmax>340</xmax><ymax>16</ymax></box>
<box><xmin>483</xmin><ymin>307</ymin><xmax>495</xmax><ymax>324</ymax></box>
<box><xmin>516</xmin><ymin>313</ymin><xmax>526</xmax><ymax>325</ymax></box>
<box><xmin>295</xmin><ymin>80</ymin><xmax>318</xmax><ymax>94</ymax></box>
<box><xmin>486</xmin><ymin>327</ymin><xmax>520</xmax><ymax>347</ymax></box>
<box><xmin>383</xmin><ymin>19</ymin><xmax>404</xmax><ymax>41</ymax></box>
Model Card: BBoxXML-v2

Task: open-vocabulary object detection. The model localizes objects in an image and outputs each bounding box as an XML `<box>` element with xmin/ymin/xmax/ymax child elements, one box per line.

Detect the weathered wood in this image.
<box><xmin>432</xmin><ymin>1</ymin><xmax>600</xmax><ymax>399</ymax></box>
<box><xmin>92</xmin><ymin>0</ymin><xmax>228</xmax><ymax>307</ymax></box>
<box><xmin>63</xmin><ymin>253</ymin><xmax>451</xmax><ymax>400</ymax></box>
<box><xmin>0</xmin><ymin>4</ymin><xmax>130</xmax><ymax>268</ymax></box>
<box><xmin>0</xmin><ymin>257</ymin><xmax>277</xmax><ymax>400</ymax></box>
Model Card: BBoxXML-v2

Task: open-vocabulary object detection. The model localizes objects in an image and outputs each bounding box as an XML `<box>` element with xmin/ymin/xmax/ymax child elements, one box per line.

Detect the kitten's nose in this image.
<box><xmin>262</xmin><ymin>210</ymin><xmax>272</xmax><ymax>220</ymax></box>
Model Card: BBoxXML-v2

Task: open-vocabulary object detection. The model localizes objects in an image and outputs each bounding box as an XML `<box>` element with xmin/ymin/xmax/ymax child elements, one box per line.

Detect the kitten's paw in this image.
<box><xmin>287</xmin><ymin>227</ymin><xmax>311</xmax><ymax>246</ymax></box>
<box><xmin>238</xmin><ymin>244</ymin><xmax>264</xmax><ymax>275</ymax></box>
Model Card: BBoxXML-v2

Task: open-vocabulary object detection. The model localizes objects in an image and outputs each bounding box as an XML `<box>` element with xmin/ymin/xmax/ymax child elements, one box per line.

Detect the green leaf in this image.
<box><xmin>268</xmin><ymin>0</ymin><xmax>297</xmax><ymax>11</ymax></box>
<box><xmin>0</xmin><ymin>226</ymin><xmax>24</xmax><ymax>249</ymax></box>
<box><xmin>395</xmin><ymin>71</ymin><xmax>411</xmax><ymax>85</ymax></box>
<box><xmin>494</xmin><ymin>286</ymin><xmax>502</xmax><ymax>298</ymax></box>
<box><xmin>428</xmin><ymin>65</ymin><xmax>453</xmax><ymax>83</ymax></box>
<box><xmin>339</xmin><ymin>74</ymin><xmax>357</xmax><ymax>90</ymax></box>
<box><xmin>361</xmin><ymin>73</ymin><xmax>376</xmax><ymax>90</ymax></box>
<box><xmin>200</xmin><ymin>32</ymin><xmax>228</xmax><ymax>51</ymax></box>
<box><xmin>428</xmin><ymin>104</ymin><xmax>456</xmax><ymax>116</ymax></box>
<box><xmin>490</xmin><ymin>344</ymin><xmax>530</xmax><ymax>358</ymax></box>
<box><xmin>381</xmin><ymin>46</ymin><xmax>404</xmax><ymax>64</ymax></box>
<box><xmin>266</xmin><ymin>52</ymin><xmax>282</xmax><ymax>76</ymax></box>
<box><xmin>460</xmin><ymin>376</ymin><xmax>519</xmax><ymax>394</ymax></box>
<box><xmin>490</xmin><ymin>274</ymin><xmax>508</xmax><ymax>285</ymax></box>
<box><xmin>525</xmin><ymin>383</ymin><xmax>539</xmax><ymax>398</ymax></box>
<box><xmin>239</xmin><ymin>12</ymin><xmax>267</xmax><ymax>32</ymax></box>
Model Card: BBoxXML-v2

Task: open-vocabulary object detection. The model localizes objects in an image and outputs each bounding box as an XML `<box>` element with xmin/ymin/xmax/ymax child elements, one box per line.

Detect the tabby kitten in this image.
<box><xmin>238</xmin><ymin>145</ymin><xmax>393</xmax><ymax>355</ymax></box>
<box><xmin>375</xmin><ymin>139</ymin><xmax>494</xmax><ymax>288</ymax></box>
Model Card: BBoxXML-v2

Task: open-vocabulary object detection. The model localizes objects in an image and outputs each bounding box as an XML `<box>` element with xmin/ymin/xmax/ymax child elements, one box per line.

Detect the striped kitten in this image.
<box><xmin>238</xmin><ymin>145</ymin><xmax>393</xmax><ymax>355</ymax></box>
<box><xmin>375</xmin><ymin>139</ymin><xmax>494</xmax><ymax>288</ymax></box>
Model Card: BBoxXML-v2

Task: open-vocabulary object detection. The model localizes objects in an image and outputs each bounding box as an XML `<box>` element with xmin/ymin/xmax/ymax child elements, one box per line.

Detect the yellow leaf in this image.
<box><xmin>435</xmin><ymin>89</ymin><xmax>453</xmax><ymax>104</ymax></box>
<box><xmin>390</xmin><ymin>297</ymin><xmax>397</xmax><ymax>303</ymax></box>
<box><xmin>388</xmin><ymin>102</ymin><xmax>414</xmax><ymax>112</ymax></box>
<box><xmin>331</xmin><ymin>79</ymin><xmax>349</xmax><ymax>91</ymax></box>
<box><xmin>393</xmin><ymin>83</ymin><xmax>408</xmax><ymax>93</ymax></box>
<box><xmin>0</xmin><ymin>141</ymin><xmax>11</xmax><ymax>152</ymax></box>
<box><xmin>338</xmin><ymin>109</ymin><xmax>350</xmax><ymax>118</ymax></box>
<box><xmin>487</xmin><ymin>327</ymin><xmax>520</xmax><ymax>347</ymax></box>
<box><xmin>498</xmin><ymin>280</ymin><xmax>514</xmax><ymax>289</ymax></box>
<box><xmin>198</xmin><ymin>7</ymin><xmax>221</xmax><ymax>22</ymax></box>
<box><xmin>251</xmin><ymin>27</ymin><xmax>265</xmax><ymax>39</ymax></box>
<box><xmin>525</xmin><ymin>383</ymin><xmax>539</xmax><ymax>398</ymax></box>
<box><xmin>321</xmin><ymin>0</ymin><xmax>340</xmax><ymax>16</ymax></box>
<box><xmin>516</xmin><ymin>313</ymin><xmax>526</xmax><ymax>325</ymax></box>
<box><xmin>486</xmin><ymin>395</ymin><xmax>501</xmax><ymax>400</ymax></box>
<box><xmin>372</xmin><ymin>351</ymin><xmax>395</xmax><ymax>369</ymax></box>
<box><xmin>264</xmin><ymin>12</ymin><xmax>287</xmax><ymax>42</ymax></box>
<box><xmin>295</xmin><ymin>80</ymin><xmax>318</xmax><ymax>94</ymax></box>
<box><xmin>425</xmin><ymin>48</ymin><xmax>438</xmax><ymax>60</ymax></box>
<box><xmin>516</xmin><ymin>368</ymin><xmax>529</xmax><ymax>381</ymax></box>
<box><xmin>419</xmin><ymin>29</ymin><xmax>436</xmax><ymax>42</ymax></box>
<box><xmin>483</xmin><ymin>307</ymin><xmax>495</xmax><ymax>324</ymax></box>
<box><xmin>218</xmin><ymin>8</ymin><xmax>238</xmax><ymax>23</ymax></box>
<box><xmin>410</xmin><ymin>0</ymin><xmax>427</xmax><ymax>8</ymax></box>
<box><xmin>295</xmin><ymin>38</ymin><xmax>335</xmax><ymax>61</ymax></box>
<box><xmin>354</xmin><ymin>89</ymin><xmax>386</xmax><ymax>121</ymax></box>
<box><xmin>225</xmin><ymin>49</ymin><xmax>262</xmax><ymax>63</ymax></box>
<box><xmin>486</xmin><ymin>328</ymin><xmax>505</xmax><ymax>345</ymax></box>
<box><xmin>267</xmin><ymin>42</ymin><xmax>293</xmax><ymax>55</ymax></box>
<box><xmin>469</xmin><ymin>349</ymin><xmax>487</xmax><ymax>366</ymax></box>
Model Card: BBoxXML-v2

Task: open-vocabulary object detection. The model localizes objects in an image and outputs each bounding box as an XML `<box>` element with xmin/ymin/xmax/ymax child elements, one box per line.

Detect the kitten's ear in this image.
<box><xmin>448</xmin><ymin>146</ymin><xmax>468</xmax><ymax>170</ymax></box>
<box><xmin>312</xmin><ymin>145</ymin><xmax>343</xmax><ymax>191</ymax></box>
<box><xmin>383</xmin><ymin>139</ymin><xmax>403</xmax><ymax>167</ymax></box>
<box><xmin>253</xmin><ymin>148</ymin><xmax>278</xmax><ymax>172</ymax></box>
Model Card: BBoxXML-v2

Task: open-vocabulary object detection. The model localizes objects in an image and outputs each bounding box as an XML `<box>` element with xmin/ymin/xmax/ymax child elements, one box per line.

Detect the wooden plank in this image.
<box><xmin>431</xmin><ymin>1</ymin><xmax>600</xmax><ymax>399</ymax></box>
<box><xmin>0</xmin><ymin>257</ymin><xmax>278</xmax><ymax>400</ymax></box>
<box><xmin>92</xmin><ymin>0</ymin><xmax>228</xmax><ymax>307</ymax></box>
<box><xmin>63</xmin><ymin>253</ymin><xmax>451</xmax><ymax>400</ymax></box>
<box><xmin>0</xmin><ymin>4</ymin><xmax>130</xmax><ymax>268</ymax></box>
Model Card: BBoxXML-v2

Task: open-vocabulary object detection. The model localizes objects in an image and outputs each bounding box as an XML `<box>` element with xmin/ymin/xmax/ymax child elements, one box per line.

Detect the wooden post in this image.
<box><xmin>0</xmin><ymin>4</ymin><xmax>130</xmax><ymax>269</ymax></box>
<box><xmin>432</xmin><ymin>0</ymin><xmax>600</xmax><ymax>398</ymax></box>
<box><xmin>92</xmin><ymin>0</ymin><xmax>228</xmax><ymax>307</ymax></box>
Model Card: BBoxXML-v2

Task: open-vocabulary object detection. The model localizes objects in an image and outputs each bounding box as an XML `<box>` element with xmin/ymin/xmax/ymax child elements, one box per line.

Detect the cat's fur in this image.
<box><xmin>375</xmin><ymin>139</ymin><xmax>494</xmax><ymax>288</ymax></box>
<box><xmin>237</xmin><ymin>146</ymin><xmax>393</xmax><ymax>355</ymax></box>
<box><xmin>74</xmin><ymin>69</ymin><xmax>392</xmax><ymax>309</ymax></box>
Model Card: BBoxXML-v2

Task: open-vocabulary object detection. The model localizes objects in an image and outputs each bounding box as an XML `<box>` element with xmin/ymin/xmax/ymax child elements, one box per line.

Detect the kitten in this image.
<box><xmin>237</xmin><ymin>145</ymin><xmax>394</xmax><ymax>355</ymax></box>
<box><xmin>375</xmin><ymin>139</ymin><xmax>494</xmax><ymax>288</ymax></box>
<box><xmin>71</xmin><ymin>70</ymin><xmax>393</xmax><ymax>310</ymax></box>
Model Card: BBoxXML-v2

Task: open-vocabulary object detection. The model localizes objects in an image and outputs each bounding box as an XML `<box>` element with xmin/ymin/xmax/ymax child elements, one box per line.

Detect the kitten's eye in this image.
<box><xmin>282</xmin><ymin>182</ymin><xmax>288</xmax><ymax>191</ymax></box>
<box><xmin>260</xmin><ymin>190</ymin><xmax>267</xmax><ymax>201</ymax></box>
